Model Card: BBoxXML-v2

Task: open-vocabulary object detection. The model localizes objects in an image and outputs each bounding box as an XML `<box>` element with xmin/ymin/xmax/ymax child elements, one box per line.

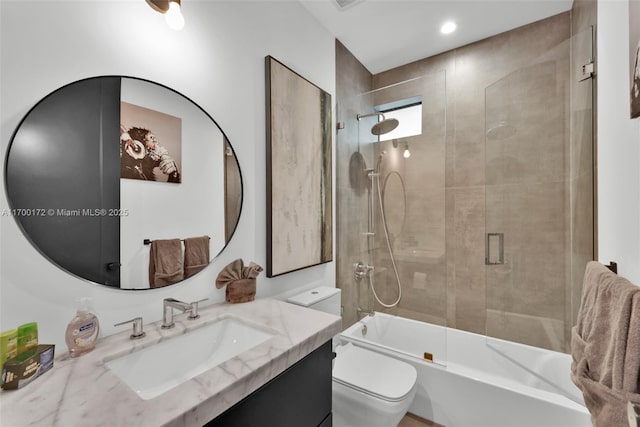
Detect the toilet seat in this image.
<box><xmin>333</xmin><ymin>344</ymin><xmax>417</xmax><ymax>403</ymax></box>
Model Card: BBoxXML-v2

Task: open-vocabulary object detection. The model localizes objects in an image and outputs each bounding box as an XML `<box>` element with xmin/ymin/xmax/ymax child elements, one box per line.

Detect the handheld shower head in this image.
<box><xmin>374</xmin><ymin>150</ymin><xmax>387</xmax><ymax>173</ymax></box>
<box><xmin>357</xmin><ymin>112</ymin><xmax>399</xmax><ymax>136</ymax></box>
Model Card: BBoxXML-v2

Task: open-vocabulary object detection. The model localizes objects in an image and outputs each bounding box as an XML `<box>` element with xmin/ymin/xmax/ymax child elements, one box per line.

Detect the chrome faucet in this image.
<box><xmin>114</xmin><ymin>317</ymin><xmax>146</xmax><ymax>340</ymax></box>
<box><xmin>353</xmin><ymin>261</ymin><xmax>374</xmax><ymax>281</ymax></box>
<box><xmin>357</xmin><ymin>306</ymin><xmax>375</xmax><ymax>318</ymax></box>
<box><xmin>161</xmin><ymin>298</ymin><xmax>205</xmax><ymax>329</ymax></box>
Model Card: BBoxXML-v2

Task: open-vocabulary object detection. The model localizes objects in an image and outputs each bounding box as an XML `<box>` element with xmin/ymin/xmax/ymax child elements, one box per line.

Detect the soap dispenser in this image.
<box><xmin>65</xmin><ymin>297</ymin><xmax>100</xmax><ymax>358</ymax></box>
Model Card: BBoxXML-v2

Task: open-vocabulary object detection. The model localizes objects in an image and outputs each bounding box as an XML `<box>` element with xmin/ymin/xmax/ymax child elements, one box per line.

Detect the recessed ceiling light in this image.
<box><xmin>440</xmin><ymin>21</ymin><xmax>457</xmax><ymax>35</ymax></box>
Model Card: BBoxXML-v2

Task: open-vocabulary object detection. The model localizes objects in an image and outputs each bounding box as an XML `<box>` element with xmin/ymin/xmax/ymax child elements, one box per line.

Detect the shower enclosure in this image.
<box><xmin>336</xmin><ymin>20</ymin><xmax>594</xmax><ymax>356</ymax></box>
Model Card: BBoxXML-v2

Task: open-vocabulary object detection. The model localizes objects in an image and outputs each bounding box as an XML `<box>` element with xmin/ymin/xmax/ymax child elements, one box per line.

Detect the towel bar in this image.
<box><xmin>144</xmin><ymin>237</ymin><xmax>210</xmax><ymax>245</ymax></box>
<box><xmin>144</xmin><ymin>239</ymin><xmax>184</xmax><ymax>245</ymax></box>
<box><xmin>605</xmin><ymin>261</ymin><xmax>618</xmax><ymax>274</ymax></box>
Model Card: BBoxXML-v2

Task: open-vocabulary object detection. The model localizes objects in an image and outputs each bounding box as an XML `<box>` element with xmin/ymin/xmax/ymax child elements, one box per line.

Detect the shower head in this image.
<box><xmin>372</xmin><ymin>118</ymin><xmax>400</xmax><ymax>136</ymax></box>
<box><xmin>357</xmin><ymin>112</ymin><xmax>400</xmax><ymax>136</ymax></box>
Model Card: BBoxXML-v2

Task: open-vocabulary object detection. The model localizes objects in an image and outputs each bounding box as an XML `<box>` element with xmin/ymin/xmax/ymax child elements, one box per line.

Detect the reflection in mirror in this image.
<box><xmin>5</xmin><ymin>77</ymin><xmax>242</xmax><ymax>290</ymax></box>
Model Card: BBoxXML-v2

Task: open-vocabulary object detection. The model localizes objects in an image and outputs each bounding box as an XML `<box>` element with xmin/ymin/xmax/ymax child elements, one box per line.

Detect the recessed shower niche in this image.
<box><xmin>5</xmin><ymin>76</ymin><xmax>242</xmax><ymax>290</ymax></box>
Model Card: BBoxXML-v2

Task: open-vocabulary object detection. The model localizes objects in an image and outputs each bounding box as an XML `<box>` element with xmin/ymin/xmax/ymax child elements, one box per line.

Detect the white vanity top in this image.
<box><xmin>0</xmin><ymin>298</ymin><xmax>341</xmax><ymax>426</ymax></box>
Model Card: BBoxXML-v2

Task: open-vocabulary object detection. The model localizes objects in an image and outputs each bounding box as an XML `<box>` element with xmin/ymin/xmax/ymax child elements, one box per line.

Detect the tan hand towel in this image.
<box><xmin>184</xmin><ymin>236</ymin><xmax>210</xmax><ymax>278</ymax></box>
<box><xmin>225</xmin><ymin>278</ymin><xmax>256</xmax><ymax>303</ymax></box>
<box><xmin>571</xmin><ymin>261</ymin><xmax>640</xmax><ymax>426</ymax></box>
<box><xmin>215</xmin><ymin>259</ymin><xmax>243</xmax><ymax>289</ymax></box>
<box><xmin>149</xmin><ymin>239</ymin><xmax>184</xmax><ymax>288</ymax></box>
<box><xmin>242</xmin><ymin>262</ymin><xmax>264</xmax><ymax>279</ymax></box>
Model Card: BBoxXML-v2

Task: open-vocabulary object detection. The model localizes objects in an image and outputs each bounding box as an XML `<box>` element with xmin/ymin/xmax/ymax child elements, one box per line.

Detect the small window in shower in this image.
<box><xmin>375</xmin><ymin>96</ymin><xmax>422</xmax><ymax>142</ymax></box>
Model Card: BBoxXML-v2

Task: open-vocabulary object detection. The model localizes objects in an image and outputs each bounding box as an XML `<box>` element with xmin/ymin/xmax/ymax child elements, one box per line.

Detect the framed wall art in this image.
<box><xmin>120</xmin><ymin>102</ymin><xmax>182</xmax><ymax>183</ymax></box>
<box><xmin>265</xmin><ymin>55</ymin><xmax>333</xmax><ymax>277</ymax></box>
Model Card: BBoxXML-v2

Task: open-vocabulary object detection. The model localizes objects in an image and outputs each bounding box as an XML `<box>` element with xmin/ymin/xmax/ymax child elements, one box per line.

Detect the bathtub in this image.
<box><xmin>339</xmin><ymin>312</ymin><xmax>591</xmax><ymax>427</ymax></box>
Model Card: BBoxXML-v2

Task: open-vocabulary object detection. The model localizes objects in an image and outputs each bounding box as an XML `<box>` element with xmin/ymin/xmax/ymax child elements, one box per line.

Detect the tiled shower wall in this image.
<box><xmin>335</xmin><ymin>40</ymin><xmax>374</xmax><ymax>328</ymax></box>
<box><xmin>336</xmin><ymin>1</ymin><xmax>596</xmax><ymax>353</ymax></box>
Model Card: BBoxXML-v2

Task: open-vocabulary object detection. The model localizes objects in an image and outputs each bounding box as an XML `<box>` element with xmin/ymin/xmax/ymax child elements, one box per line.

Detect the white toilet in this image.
<box><xmin>287</xmin><ymin>287</ymin><xmax>417</xmax><ymax>427</ymax></box>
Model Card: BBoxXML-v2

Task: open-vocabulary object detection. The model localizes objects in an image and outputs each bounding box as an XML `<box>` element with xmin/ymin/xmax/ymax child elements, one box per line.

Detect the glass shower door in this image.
<box><xmin>336</xmin><ymin>71</ymin><xmax>448</xmax><ymax>366</ymax></box>
<box><xmin>484</xmin><ymin>27</ymin><xmax>594</xmax><ymax>353</ymax></box>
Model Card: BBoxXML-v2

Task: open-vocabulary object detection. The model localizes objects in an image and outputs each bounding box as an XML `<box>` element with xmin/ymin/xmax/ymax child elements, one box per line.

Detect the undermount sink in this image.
<box><xmin>105</xmin><ymin>317</ymin><xmax>274</xmax><ymax>400</ymax></box>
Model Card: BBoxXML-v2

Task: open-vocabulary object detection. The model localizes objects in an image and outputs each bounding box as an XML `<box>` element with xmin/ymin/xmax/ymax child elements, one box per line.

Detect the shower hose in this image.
<box><xmin>369</xmin><ymin>171</ymin><xmax>402</xmax><ymax>308</ymax></box>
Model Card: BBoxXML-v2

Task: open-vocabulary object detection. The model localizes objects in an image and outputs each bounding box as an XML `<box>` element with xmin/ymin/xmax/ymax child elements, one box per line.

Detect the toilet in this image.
<box><xmin>287</xmin><ymin>287</ymin><xmax>417</xmax><ymax>427</ymax></box>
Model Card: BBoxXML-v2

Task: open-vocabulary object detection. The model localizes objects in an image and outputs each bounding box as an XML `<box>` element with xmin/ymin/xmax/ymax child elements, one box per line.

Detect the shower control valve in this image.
<box><xmin>353</xmin><ymin>261</ymin><xmax>374</xmax><ymax>280</ymax></box>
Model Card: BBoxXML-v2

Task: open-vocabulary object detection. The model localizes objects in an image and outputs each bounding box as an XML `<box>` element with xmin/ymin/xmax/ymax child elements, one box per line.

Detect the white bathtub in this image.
<box><xmin>339</xmin><ymin>312</ymin><xmax>591</xmax><ymax>427</ymax></box>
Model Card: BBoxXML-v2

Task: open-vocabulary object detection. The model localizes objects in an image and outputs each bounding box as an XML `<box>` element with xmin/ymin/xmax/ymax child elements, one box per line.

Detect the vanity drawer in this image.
<box><xmin>205</xmin><ymin>340</ymin><xmax>333</xmax><ymax>427</ymax></box>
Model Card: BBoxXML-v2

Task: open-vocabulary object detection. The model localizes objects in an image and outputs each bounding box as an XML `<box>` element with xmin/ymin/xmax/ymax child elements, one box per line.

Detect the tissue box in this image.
<box><xmin>1</xmin><ymin>344</ymin><xmax>55</xmax><ymax>390</ymax></box>
<box><xmin>226</xmin><ymin>278</ymin><xmax>256</xmax><ymax>303</ymax></box>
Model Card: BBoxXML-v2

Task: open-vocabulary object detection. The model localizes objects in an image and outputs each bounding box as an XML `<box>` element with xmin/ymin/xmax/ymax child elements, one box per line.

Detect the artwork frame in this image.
<box><xmin>265</xmin><ymin>55</ymin><xmax>333</xmax><ymax>277</ymax></box>
<box><xmin>630</xmin><ymin>0</ymin><xmax>640</xmax><ymax>119</ymax></box>
<box><xmin>120</xmin><ymin>101</ymin><xmax>182</xmax><ymax>183</ymax></box>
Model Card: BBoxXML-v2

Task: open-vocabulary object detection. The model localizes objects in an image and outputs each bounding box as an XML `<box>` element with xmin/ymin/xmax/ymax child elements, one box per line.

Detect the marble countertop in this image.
<box><xmin>0</xmin><ymin>298</ymin><xmax>341</xmax><ymax>427</ymax></box>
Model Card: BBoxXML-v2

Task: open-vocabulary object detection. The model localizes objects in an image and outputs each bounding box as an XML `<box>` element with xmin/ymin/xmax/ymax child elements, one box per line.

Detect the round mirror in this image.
<box><xmin>5</xmin><ymin>76</ymin><xmax>242</xmax><ymax>290</ymax></box>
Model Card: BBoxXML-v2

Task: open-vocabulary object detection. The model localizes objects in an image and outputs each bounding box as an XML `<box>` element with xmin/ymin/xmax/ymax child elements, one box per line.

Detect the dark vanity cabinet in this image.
<box><xmin>206</xmin><ymin>340</ymin><xmax>333</xmax><ymax>427</ymax></box>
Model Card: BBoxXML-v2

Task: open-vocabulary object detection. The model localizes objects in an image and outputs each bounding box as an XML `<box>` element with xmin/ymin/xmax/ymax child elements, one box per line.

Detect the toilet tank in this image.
<box><xmin>287</xmin><ymin>287</ymin><xmax>341</xmax><ymax>316</ymax></box>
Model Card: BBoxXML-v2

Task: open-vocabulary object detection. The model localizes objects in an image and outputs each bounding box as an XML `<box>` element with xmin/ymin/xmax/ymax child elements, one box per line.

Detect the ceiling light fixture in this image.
<box><xmin>392</xmin><ymin>139</ymin><xmax>411</xmax><ymax>158</ymax></box>
<box><xmin>440</xmin><ymin>21</ymin><xmax>457</xmax><ymax>35</ymax></box>
<box><xmin>146</xmin><ymin>0</ymin><xmax>185</xmax><ymax>31</ymax></box>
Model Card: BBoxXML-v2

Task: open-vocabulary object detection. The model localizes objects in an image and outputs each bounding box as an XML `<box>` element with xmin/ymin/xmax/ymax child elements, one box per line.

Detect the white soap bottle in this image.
<box><xmin>65</xmin><ymin>297</ymin><xmax>100</xmax><ymax>358</ymax></box>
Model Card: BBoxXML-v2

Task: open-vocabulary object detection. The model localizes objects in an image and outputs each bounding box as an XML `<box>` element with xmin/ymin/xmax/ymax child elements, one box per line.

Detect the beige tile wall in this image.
<box><xmin>335</xmin><ymin>40</ymin><xmax>373</xmax><ymax>328</ymax></box>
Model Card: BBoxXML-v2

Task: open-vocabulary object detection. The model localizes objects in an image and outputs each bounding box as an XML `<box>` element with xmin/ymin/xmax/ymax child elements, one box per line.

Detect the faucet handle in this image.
<box><xmin>114</xmin><ymin>317</ymin><xmax>146</xmax><ymax>340</ymax></box>
<box><xmin>188</xmin><ymin>298</ymin><xmax>208</xmax><ymax>320</ymax></box>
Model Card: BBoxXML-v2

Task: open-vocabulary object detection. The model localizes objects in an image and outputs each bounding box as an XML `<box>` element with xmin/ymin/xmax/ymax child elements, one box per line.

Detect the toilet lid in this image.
<box><xmin>333</xmin><ymin>344</ymin><xmax>417</xmax><ymax>402</ymax></box>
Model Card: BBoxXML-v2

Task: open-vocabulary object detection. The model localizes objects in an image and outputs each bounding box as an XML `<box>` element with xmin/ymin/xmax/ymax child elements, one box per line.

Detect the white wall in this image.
<box><xmin>597</xmin><ymin>0</ymin><xmax>640</xmax><ymax>284</ymax></box>
<box><xmin>0</xmin><ymin>0</ymin><xmax>336</xmax><ymax>349</ymax></box>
